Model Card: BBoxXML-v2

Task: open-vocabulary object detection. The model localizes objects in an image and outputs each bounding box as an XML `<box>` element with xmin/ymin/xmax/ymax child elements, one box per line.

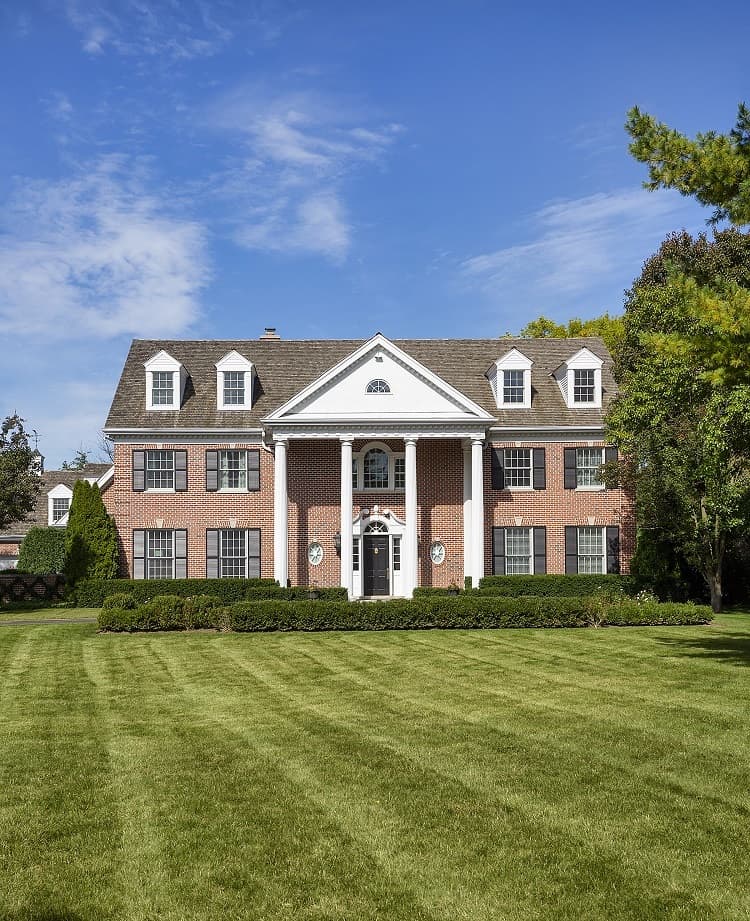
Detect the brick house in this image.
<box><xmin>0</xmin><ymin>464</ymin><xmax>113</xmax><ymax>570</ymax></box>
<box><xmin>103</xmin><ymin>332</ymin><xmax>634</xmax><ymax>596</ymax></box>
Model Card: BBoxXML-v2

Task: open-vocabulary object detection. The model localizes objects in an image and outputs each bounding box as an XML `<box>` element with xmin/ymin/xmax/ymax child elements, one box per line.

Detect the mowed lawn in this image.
<box><xmin>1</xmin><ymin>617</ymin><xmax>750</xmax><ymax>921</ymax></box>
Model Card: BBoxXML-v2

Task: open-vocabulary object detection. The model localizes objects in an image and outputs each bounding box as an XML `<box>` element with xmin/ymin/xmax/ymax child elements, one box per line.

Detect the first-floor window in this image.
<box><xmin>577</xmin><ymin>527</ymin><xmax>605</xmax><ymax>574</ymax></box>
<box><xmin>206</xmin><ymin>529</ymin><xmax>260</xmax><ymax>578</ymax></box>
<box><xmin>146</xmin><ymin>530</ymin><xmax>174</xmax><ymax>579</ymax></box>
<box><xmin>393</xmin><ymin>536</ymin><xmax>401</xmax><ymax>572</ymax></box>
<box><xmin>505</xmin><ymin>527</ymin><xmax>532</xmax><ymax>574</ymax></box>
<box><xmin>52</xmin><ymin>497</ymin><xmax>70</xmax><ymax>522</ymax></box>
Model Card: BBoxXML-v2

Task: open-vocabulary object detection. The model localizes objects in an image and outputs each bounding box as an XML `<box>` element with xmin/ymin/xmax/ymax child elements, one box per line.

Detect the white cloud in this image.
<box><xmin>205</xmin><ymin>87</ymin><xmax>404</xmax><ymax>260</ymax></box>
<box><xmin>461</xmin><ymin>188</ymin><xmax>708</xmax><ymax>316</ymax></box>
<box><xmin>0</xmin><ymin>157</ymin><xmax>210</xmax><ymax>339</ymax></box>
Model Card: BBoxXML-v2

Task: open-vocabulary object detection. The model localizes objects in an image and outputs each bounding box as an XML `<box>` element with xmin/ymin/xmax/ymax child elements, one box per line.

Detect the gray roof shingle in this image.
<box><xmin>105</xmin><ymin>337</ymin><xmax>615</xmax><ymax>431</ymax></box>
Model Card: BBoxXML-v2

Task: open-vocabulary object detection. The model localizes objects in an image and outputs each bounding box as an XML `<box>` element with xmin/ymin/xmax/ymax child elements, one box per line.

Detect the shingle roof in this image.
<box><xmin>105</xmin><ymin>337</ymin><xmax>615</xmax><ymax>430</ymax></box>
<box><xmin>0</xmin><ymin>465</ymin><xmax>112</xmax><ymax>539</ymax></box>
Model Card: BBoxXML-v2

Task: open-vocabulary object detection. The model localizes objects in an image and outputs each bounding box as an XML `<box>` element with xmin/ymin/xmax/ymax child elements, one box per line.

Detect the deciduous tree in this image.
<box><xmin>0</xmin><ymin>414</ymin><xmax>42</xmax><ymax>531</ymax></box>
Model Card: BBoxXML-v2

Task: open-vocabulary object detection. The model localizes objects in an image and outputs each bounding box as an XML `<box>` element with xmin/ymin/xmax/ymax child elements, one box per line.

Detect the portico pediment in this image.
<box><xmin>262</xmin><ymin>334</ymin><xmax>494</xmax><ymax>426</ymax></box>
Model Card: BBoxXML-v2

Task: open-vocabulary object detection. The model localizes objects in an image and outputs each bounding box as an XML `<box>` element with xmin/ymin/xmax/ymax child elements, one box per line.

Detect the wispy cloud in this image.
<box><xmin>461</xmin><ymin>188</ymin><xmax>707</xmax><ymax>317</ymax></box>
<box><xmin>0</xmin><ymin>156</ymin><xmax>210</xmax><ymax>339</ymax></box>
<box><xmin>204</xmin><ymin>87</ymin><xmax>405</xmax><ymax>260</ymax></box>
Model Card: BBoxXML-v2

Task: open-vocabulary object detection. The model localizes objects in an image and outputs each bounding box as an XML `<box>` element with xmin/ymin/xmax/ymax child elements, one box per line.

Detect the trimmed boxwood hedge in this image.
<box><xmin>74</xmin><ymin>577</ymin><xmax>347</xmax><ymax>606</ymax></box>
<box><xmin>476</xmin><ymin>574</ymin><xmax>636</xmax><ymax>597</ymax></box>
<box><xmin>97</xmin><ymin>594</ymin><xmax>712</xmax><ymax>633</ymax></box>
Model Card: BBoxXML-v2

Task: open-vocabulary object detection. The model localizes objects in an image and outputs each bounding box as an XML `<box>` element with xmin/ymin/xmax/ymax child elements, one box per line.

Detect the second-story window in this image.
<box><xmin>223</xmin><ymin>372</ymin><xmax>245</xmax><ymax>406</ymax></box>
<box><xmin>219</xmin><ymin>450</ymin><xmax>247</xmax><ymax>490</ymax></box>
<box><xmin>573</xmin><ymin>369</ymin><xmax>595</xmax><ymax>403</ymax></box>
<box><xmin>503</xmin><ymin>449</ymin><xmax>532</xmax><ymax>488</ymax></box>
<box><xmin>151</xmin><ymin>371</ymin><xmax>174</xmax><ymax>406</ymax></box>
<box><xmin>146</xmin><ymin>450</ymin><xmax>174</xmax><ymax>490</ymax></box>
<box><xmin>364</xmin><ymin>448</ymin><xmax>389</xmax><ymax>489</ymax></box>
<box><xmin>576</xmin><ymin>448</ymin><xmax>604</xmax><ymax>487</ymax></box>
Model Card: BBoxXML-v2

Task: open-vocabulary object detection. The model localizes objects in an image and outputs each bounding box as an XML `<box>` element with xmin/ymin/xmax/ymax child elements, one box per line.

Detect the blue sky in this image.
<box><xmin>0</xmin><ymin>0</ymin><xmax>747</xmax><ymax>466</ymax></box>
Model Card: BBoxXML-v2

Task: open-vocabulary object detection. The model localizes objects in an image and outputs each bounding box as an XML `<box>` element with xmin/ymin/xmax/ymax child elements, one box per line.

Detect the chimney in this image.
<box><xmin>260</xmin><ymin>327</ymin><xmax>280</xmax><ymax>339</ymax></box>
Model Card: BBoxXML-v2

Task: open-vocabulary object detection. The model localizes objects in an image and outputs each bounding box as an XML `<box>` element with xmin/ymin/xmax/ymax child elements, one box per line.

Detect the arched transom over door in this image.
<box><xmin>363</xmin><ymin>521</ymin><xmax>390</xmax><ymax>596</ymax></box>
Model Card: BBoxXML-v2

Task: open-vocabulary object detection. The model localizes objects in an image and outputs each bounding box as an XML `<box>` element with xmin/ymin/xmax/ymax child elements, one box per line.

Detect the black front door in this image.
<box><xmin>363</xmin><ymin>535</ymin><xmax>390</xmax><ymax>596</ymax></box>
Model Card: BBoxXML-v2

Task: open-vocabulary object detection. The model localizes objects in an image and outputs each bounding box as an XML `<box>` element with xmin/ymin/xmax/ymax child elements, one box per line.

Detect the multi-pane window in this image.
<box><xmin>573</xmin><ymin>369</ymin><xmax>595</xmax><ymax>403</ymax></box>
<box><xmin>352</xmin><ymin>458</ymin><xmax>358</xmax><ymax>490</ymax></box>
<box><xmin>219</xmin><ymin>450</ymin><xmax>247</xmax><ymax>490</ymax></box>
<box><xmin>151</xmin><ymin>371</ymin><xmax>174</xmax><ymax>406</ymax></box>
<box><xmin>352</xmin><ymin>538</ymin><xmax>360</xmax><ymax>572</ymax></box>
<box><xmin>220</xmin><ymin>530</ymin><xmax>247</xmax><ymax>578</ymax></box>
<box><xmin>576</xmin><ymin>448</ymin><xmax>604</xmax><ymax>487</ymax></box>
<box><xmin>503</xmin><ymin>449</ymin><xmax>532</xmax><ymax>488</ymax></box>
<box><xmin>393</xmin><ymin>536</ymin><xmax>401</xmax><ymax>572</ymax></box>
<box><xmin>146</xmin><ymin>450</ymin><xmax>174</xmax><ymax>490</ymax></box>
<box><xmin>394</xmin><ymin>457</ymin><xmax>405</xmax><ymax>490</ymax></box>
<box><xmin>364</xmin><ymin>448</ymin><xmax>389</xmax><ymax>489</ymax></box>
<box><xmin>505</xmin><ymin>528</ymin><xmax>532</xmax><ymax>575</ymax></box>
<box><xmin>146</xmin><ymin>530</ymin><xmax>174</xmax><ymax>579</ymax></box>
<box><xmin>52</xmin><ymin>498</ymin><xmax>70</xmax><ymax>522</ymax></box>
<box><xmin>223</xmin><ymin>371</ymin><xmax>245</xmax><ymax>406</ymax></box>
<box><xmin>366</xmin><ymin>379</ymin><xmax>391</xmax><ymax>393</ymax></box>
<box><xmin>578</xmin><ymin>527</ymin><xmax>605</xmax><ymax>574</ymax></box>
<box><xmin>503</xmin><ymin>370</ymin><xmax>525</xmax><ymax>403</ymax></box>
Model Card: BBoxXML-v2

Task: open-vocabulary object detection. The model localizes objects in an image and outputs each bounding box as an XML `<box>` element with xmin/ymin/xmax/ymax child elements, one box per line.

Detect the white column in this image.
<box><xmin>340</xmin><ymin>438</ymin><xmax>354</xmax><ymax>598</ymax></box>
<box><xmin>463</xmin><ymin>441</ymin><xmax>472</xmax><ymax>583</ymax></box>
<box><xmin>405</xmin><ymin>437</ymin><xmax>418</xmax><ymax>597</ymax></box>
<box><xmin>470</xmin><ymin>438</ymin><xmax>484</xmax><ymax>587</ymax></box>
<box><xmin>273</xmin><ymin>438</ymin><xmax>288</xmax><ymax>586</ymax></box>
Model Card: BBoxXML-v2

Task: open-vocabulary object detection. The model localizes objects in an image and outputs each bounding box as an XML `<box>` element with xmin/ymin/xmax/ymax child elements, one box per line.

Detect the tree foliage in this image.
<box><xmin>517</xmin><ymin>313</ymin><xmax>624</xmax><ymax>353</ymax></box>
<box><xmin>64</xmin><ymin>480</ymin><xmax>119</xmax><ymax>584</ymax></box>
<box><xmin>18</xmin><ymin>527</ymin><xmax>67</xmax><ymax>574</ymax></box>
<box><xmin>0</xmin><ymin>414</ymin><xmax>42</xmax><ymax>531</ymax></box>
<box><xmin>607</xmin><ymin>231</ymin><xmax>750</xmax><ymax>611</ymax></box>
<box><xmin>61</xmin><ymin>449</ymin><xmax>91</xmax><ymax>470</ymax></box>
<box><xmin>626</xmin><ymin>102</ymin><xmax>750</xmax><ymax>225</ymax></box>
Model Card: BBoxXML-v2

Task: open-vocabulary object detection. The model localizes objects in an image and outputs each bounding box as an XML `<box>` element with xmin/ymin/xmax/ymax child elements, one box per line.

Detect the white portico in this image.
<box><xmin>263</xmin><ymin>334</ymin><xmax>493</xmax><ymax>598</ymax></box>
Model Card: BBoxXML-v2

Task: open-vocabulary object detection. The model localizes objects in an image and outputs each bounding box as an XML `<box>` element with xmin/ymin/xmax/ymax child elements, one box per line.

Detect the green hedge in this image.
<box><xmin>98</xmin><ymin>594</ymin><xmax>712</xmax><ymax>633</ymax></box>
<box><xmin>18</xmin><ymin>527</ymin><xmax>68</xmax><ymax>574</ymax></box>
<box><xmin>477</xmin><ymin>574</ymin><xmax>636</xmax><ymax>597</ymax></box>
<box><xmin>74</xmin><ymin>578</ymin><xmax>346</xmax><ymax>606</ymax></box>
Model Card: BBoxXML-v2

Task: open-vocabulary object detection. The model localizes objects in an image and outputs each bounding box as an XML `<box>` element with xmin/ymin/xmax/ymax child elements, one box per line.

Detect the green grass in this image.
<box><xmin>0</xmin><ymin>606</ymin><xmax>98</xmax><ymax>624</ymax></box>
<box><xmin>1</xmin><ymin>616</ymin><xmax>749</xmax><ymax>921</ymax></box>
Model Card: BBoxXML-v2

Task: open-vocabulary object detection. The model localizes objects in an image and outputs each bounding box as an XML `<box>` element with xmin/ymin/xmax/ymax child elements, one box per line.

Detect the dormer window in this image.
<box><xmin>47</xmin><ymin>483</ymin><xmax>73</xmax><ymax>526</ymax></box>
<box><xmin>216</xmin><ymin>350</ymin><xmax>254</xmax><ymax>410</ymax></box>
<box><xmin>490</xmin><ymin>348</ymin><xmax>533</xmax><ymax>409</ymax></box>
<box><xmin>144</xmin><ymin>350</ymin><xmax>185</xmax><ymax>411</ymax></box>
<box><xmin>366</xmin><ymin>379</ymin><xmax>390</xmax><ymax>394</ymax></box>
<box><xmin>555</xmin><ymin>348</ymin><xmax>603</xmax><ymax>409</ymax></box>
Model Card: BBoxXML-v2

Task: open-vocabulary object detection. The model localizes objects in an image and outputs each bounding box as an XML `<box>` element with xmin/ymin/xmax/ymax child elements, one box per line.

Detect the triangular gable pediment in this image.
<box><xmin>263</xmin><ymin>334</ymin><xmax>493</xmax><ymax>423</ymax></box>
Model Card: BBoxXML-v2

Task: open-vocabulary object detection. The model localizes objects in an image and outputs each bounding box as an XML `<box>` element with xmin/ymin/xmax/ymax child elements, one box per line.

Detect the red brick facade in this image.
<box><xmin>105</xmin><ymin>437</ymin><xmax>633</xmax><ymax>585</ymax></box>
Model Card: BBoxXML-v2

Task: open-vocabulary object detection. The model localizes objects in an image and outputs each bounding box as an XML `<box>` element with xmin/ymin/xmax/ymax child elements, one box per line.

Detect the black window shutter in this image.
<box><xmin>533</xmin><ymin>448</ymin><xmax>546</xmax><ymax>490</ymax></box>
<box><xmin>132</xmin><ymin>451</ymin><xmax>145</xmax><ymax>492</ymax></box>
<box><xmin>565</xmin><ymin>526</ymin><xmax>578</xmax><ymax>574</ymax></box>
<box><xmin>174</xmin><ymin>529</ymin><xmax>187</xmax><ymax>579</ymax></box>
<box><xmin>133</xmin><ymin>530</ymin><xmax>145</xmax><ymax>579</ymax></box>
<box><xmin>247</xmin><ymin>529</ymin><xmax>261</xmax><ymax>578</ymax></box>
<box><xmin>206</xmin><ymin>529</ymin><xmax>219</xmax><ymax>578</ymax></box>
<box><xmin>533</xmin><ymin>527</ymin><xmax>547</xmax><ymax>574</ymax></box>
<box><xmin>174</xmin><ymin>451</ymin><xmax>188</xmax><ymax>492</ymax></box>
<box><xmin>606</xmin><ymin>526</ymin><xmax>620</xmax><ymax>574</ymax></box>
<box><xmin>491</xmin><ymin>448</ymin><xmax>505</xmax><ymax>490</ymax></box>
<box><xmin>206</xmin><ymin>451</ymin><xmax>219</xmax><ymax>491</ymax></box>
<box><xmin>563</xmin><ymin>448</ymin><xmax>577</xmax><ymax>490</ymax></box>
<box><xmin>247</xmin><ymin>450</ymin><xmax>260</xmax><ymax>491</ymax></box>
<box><xmin>492</xmin><ymin>527</ymin><xmax>506</xmax><ymax>575</ymax></box>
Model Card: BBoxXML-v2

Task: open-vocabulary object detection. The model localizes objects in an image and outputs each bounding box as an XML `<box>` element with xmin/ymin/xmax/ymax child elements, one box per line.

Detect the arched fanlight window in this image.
<box><xmin>366</xmin><ymin>379</ymin><xmax>391</xmax><ymax>394</ymax></box>
<box><xmin>363</xmin><ymin>448</ymin><xmax>389</xmax><ymax>489</ymax></box>
<box><xmin>364</xmin><ymin>521</ymin><xmax>388</xmax><ymax>533</ymax></box>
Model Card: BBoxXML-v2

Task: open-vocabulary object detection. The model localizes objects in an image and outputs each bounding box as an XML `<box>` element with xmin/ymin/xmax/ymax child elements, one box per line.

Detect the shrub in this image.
<box><xmin>64</xmin><ymin>481</ymin><xmax>118</xmax><ymax>585</ymax></box>
<box><xmin>101</xmin><ymin>592</ymin><xmax>137</xmax><ymax>611</ymax></box>
<box><xmin>75</xmin><ymin>578</ymin><xmax>347</xmax><ymax>607</ymax></box>
<box><xmin>477</xmin><ymin>575</ymin><xmax>636</xmax><ymax>597</ymax></box>
<box><xmin>182</xmin><ymin>595</ymin><xmax>223</xmax><ymax>630</ymax></box>
<box><xmin>18</xmin><ymin>527</ymin><xmax>67</xmax><ymax>574</ymax></box>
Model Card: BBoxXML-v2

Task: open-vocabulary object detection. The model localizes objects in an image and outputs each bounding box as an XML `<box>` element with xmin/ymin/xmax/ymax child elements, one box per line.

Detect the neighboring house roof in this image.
<box><xmin>0</xmin><ymin>464</ymin><xmax>112</xmax><ymax>540</ymax></box>
<box><xmin>105</xmin><ymin>336</ymin><xmax>615</xmax><ymax>430</ymax></box>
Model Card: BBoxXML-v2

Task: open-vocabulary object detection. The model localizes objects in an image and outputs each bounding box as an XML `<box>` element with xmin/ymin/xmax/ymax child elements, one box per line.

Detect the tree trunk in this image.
<box><xmin>707</xmin><ymin>569</ymin><xmax>723</xmax><ymax>613</ymax></box>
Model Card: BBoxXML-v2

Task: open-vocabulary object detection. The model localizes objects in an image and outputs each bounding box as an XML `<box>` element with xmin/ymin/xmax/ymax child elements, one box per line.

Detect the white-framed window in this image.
<box><xmin>353</xmin><ymin>443</ymin><xmax>405</xmax><ymax>492</ymax></box>
<box><xmin>394</xmin><ymin>457</ymin><xmax>405</xmax><ymax>490</ymax></box>
<box><xmin>146</xmin><ymin>530</ymin><xmax>174</xmax><ymax>580</ymax></box>
<box><xmin>206</xmin><ymin>528</ymin><xmax>260</xmax><ymax>578</ymax></box>
<box><xmin>151</xmin><ymin>371</ymin><xmax>175</xmax><ymax>406</ymax></box>
<box><xmin>218</xmin><ymin>450</ymin><xmax>247</xmax><ymax>490</ymax></box>
<box><xmin>366</xmin><ymin>379</ymin><xmax>391</xmax><ymax>394</ymax></box>
<box><xmin>578</xmin><ymin>527</ymin><xmax>605</xmax><ymax>574</ymax></box>
<box><xmin>505</xmin><ymin>527</ymin><xmax>532</xmax><ymax>575</ymax></box>
<box><xmin>352</xmin><ymin>458</ymin><xmax>358</xmax><ymax>490</ymax></box>
<box><xmin>492</xmin><ymin>348</ymin><xmax>533</xmax><ymax>408</ymax></box>
<box><xmin>146</xmin><ymin>450</ymin><xmax>175</xmax><ymax>490</ymax></box>
<box><xmin>393</xmin><ymin>535</ymin><xmax>401</xmax><ymax>571</ymax></box>
<box><xmin>576</xmin><ymin>448</ymin><xmax>604</xmax><ymax>488</ymax></box>
<box><xmin>352</xmin><ymin>537</ymin><xmax>360</xmax><ymax>572</ymax></box>
<box><xmin>223</xmin><ymin>372</ymin><xmax>245</xmax><ymax>406</ymax></box>
<box><xmin>503</xmin><ymin>370</ymin><xmax>525</xmax><ymax>404</ymax></box>
<box><xmin>574</xmin><ymin>369</ymin><xmax>596</xmax><ymax>403</ymax></box>
<box><xmin>364</xmin><ymin>448</ymin><xmax>388</xmax><ymax>488</ymax></box>
<box><xmin>52</xmin><ymin>497</ymin><xmax>70</xmax><ymax>522</ymax></box>
<box><xmin>503</xmin><ymin>449</ymin><xmax>532</xmax><ymax>488</ymax></box>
